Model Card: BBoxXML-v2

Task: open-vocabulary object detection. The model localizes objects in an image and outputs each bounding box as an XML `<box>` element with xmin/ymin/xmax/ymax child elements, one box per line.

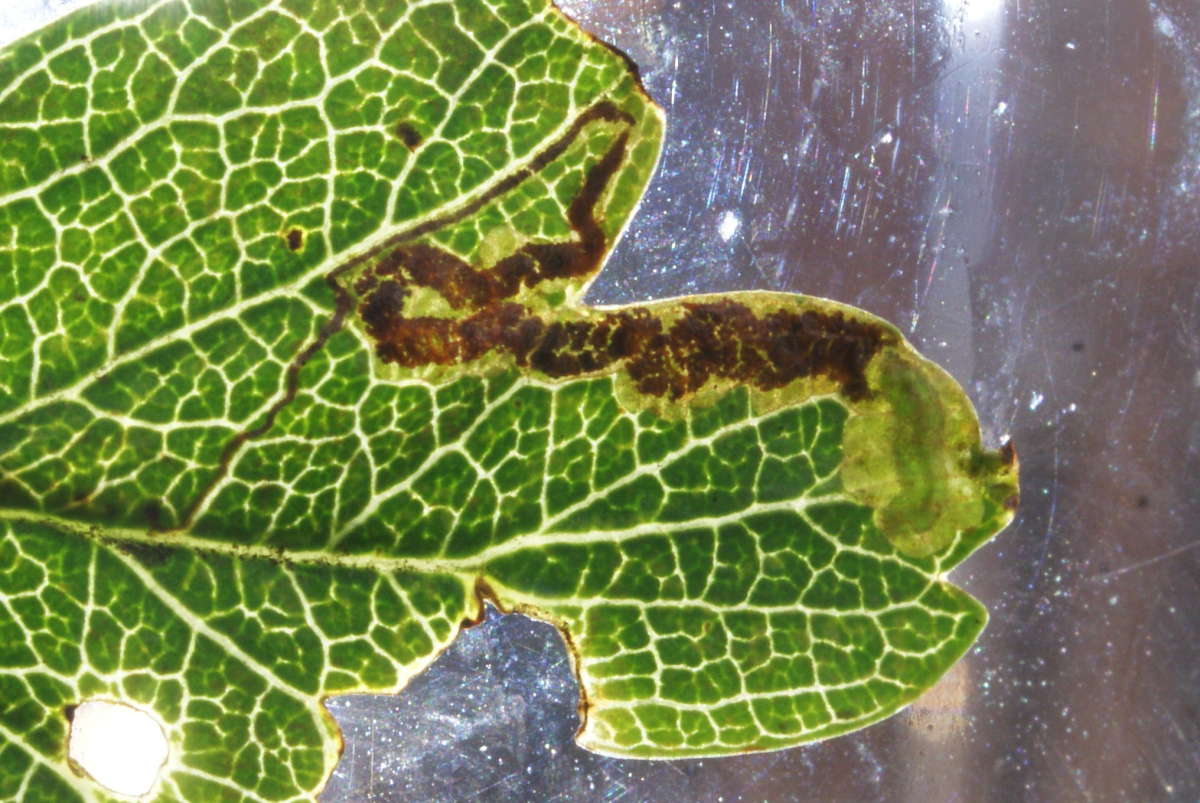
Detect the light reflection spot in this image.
<box><xmin>718</xmin><ymin>210</ymin><xmax>739</xmax><ymax>241</ymax></box>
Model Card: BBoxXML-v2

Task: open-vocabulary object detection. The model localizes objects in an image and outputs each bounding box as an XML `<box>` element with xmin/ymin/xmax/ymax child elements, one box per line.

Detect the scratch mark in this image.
<box><xmin>1029</xmin><ymin>348</ymin><xmax>1061</xmax><ymax>587</ymax></box>
<box><xmin>1091</xmin><ymin>539</ymin><xmax>1200</xmax><ymax>583</ymax></box>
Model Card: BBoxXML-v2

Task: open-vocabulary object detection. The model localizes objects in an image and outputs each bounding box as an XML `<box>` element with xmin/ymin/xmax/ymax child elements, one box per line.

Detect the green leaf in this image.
<box><xmin>0</xmin><ymin>0</ymin><xmax>1018</xmax><ymax>798</ymax></box>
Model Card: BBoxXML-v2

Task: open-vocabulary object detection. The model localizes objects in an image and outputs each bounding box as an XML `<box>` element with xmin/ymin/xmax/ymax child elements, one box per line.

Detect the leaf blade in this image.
<box><xmin>0</xmin><ymin>0</ymin><xmax>1016</xmax><ymax>797</ymax></box>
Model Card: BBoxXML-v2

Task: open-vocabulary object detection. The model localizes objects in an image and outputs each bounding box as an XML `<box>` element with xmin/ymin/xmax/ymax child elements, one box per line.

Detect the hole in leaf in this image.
<box><xmin>67</xmin><ymin>700</ymin><xmax>169</xmax><ymax>797</ymax></box>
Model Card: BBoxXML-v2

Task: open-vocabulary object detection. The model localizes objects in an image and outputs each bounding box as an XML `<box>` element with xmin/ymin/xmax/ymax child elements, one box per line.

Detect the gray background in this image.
<box><xmin>4</xmin><ymin>0</ymin><xmax>1199</xmax><ymax>800</ymax></box>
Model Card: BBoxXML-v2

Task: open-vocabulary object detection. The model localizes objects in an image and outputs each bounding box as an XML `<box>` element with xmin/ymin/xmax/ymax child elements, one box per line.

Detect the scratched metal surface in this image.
<box><xmin>4</xmin><ymin>0</ymin><xmax>1199</xmax><ymax>800</ymax></box>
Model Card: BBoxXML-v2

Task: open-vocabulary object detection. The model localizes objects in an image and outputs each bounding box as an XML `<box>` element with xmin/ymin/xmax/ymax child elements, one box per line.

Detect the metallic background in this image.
<box><xmin>4</xmin><ymin>0</ymin><xmax>1199</xmax><ymax>800</ymax></box>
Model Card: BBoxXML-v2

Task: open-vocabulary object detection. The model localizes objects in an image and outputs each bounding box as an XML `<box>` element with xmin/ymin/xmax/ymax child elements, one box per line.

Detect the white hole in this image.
<box><xmin>68</xmin><ymin>700</ymin><xmax>168</xmax><ymax>798</ymax></box>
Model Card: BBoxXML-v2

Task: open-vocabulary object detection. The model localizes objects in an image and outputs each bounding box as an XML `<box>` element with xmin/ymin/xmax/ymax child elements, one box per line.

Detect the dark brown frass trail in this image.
<box><xmin>359</xmin><ymin>123</ymin><xmax>628</xmax><ymax>313</ymax></box>
<box><xmin>364</xmin><ymin>296</ymin><xmax>892</xmax><ymax>402</ymax></box>
<box><xmin>356</xmin><ymin>107</ymin><xmax>894</xmax><ymax>401</ymax></box>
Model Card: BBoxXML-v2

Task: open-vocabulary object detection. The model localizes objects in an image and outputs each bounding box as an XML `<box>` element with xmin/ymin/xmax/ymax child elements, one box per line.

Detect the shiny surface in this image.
<box><xmin>4</xmin><ymin>0</ymin><xmax>1198</xmax><ymax>799</ymax></box>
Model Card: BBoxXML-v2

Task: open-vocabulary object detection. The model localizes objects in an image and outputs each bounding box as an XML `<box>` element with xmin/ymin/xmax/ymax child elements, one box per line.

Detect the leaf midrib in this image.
<box><xmin>0</xmin><ymin>490</ymin><xmax>850</xmax><ymax>575</ymax></box>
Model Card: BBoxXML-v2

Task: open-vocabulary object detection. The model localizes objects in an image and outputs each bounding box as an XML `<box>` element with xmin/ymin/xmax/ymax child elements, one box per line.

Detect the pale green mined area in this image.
<box><xmin>840</xmin><ymin>350</ymin><xmax>1014</xmax><ymax>559</ymax></box>
<box><xmin>0</xmin><ymin>0</ymin><xmax>1017</xmax><ymax>800</ymax></box>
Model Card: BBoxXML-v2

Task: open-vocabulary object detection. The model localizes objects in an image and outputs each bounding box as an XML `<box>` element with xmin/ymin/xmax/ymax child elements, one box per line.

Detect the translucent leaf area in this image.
<box><xmin>0</xmin><ymin>0</ymin><xmax>1017</xmax><ymax>799</ymax></box>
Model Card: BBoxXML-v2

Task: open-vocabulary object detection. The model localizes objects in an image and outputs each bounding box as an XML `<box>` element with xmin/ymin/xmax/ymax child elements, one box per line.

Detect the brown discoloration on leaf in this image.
<box><xmin>285</xmin><ymin>228</ymin><xmax>303</xmax><ymax>252</ymax></box>
<box><xmin>462</xmin><ymin>577</ymin><xmax>509</xmax><ymax>630</ymax></box>
<box><xmin>359</xmin><ymin>128</ymin><xmax>630</xmax><ymax>311</ymax></box>
<box><xmin>181</xmin><ymin>269</ymin><xmax>355</xmax><ymax>532</ymax></box>
<box><xmin>143</xmin><ymin>501</ymin><xmax>166</xmax><ymax>532</ymax></box>
<box><xmin>550</xmin><ymin>618</ymin><xmax>591</xmax><ymax>731</ymax></box>
<box><xmin>395</xmin><ymin>122</ymin><xmax>423</xmax><ymax>150</ymax></box>
<box><xmin>344</xmin><ymin>101</ymin><xmax>634</xmax><ymax>270</ymax></box>
<box><xmin>352</xmin><ymin>101</ymin><xmax>892</xmax><ymax>401</ymax></box>
<box><xmin>998</xmin><ymin>441</ymin><xmax>1020</xmax><ymax>511</ymax></box>
<box><xmin>360</xmin><ymin>279</ymin><xmax>409</xmax><ymax>334</ymax></box>
<box><xmin>365</xmin><ymin>285</ymin><xmax>890</xmax><ymax>402</ymax></box>
<box><xmin>116</xmin><ymin>539</ymin><xmax>174</xmax><ymax>568</ymax></box>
